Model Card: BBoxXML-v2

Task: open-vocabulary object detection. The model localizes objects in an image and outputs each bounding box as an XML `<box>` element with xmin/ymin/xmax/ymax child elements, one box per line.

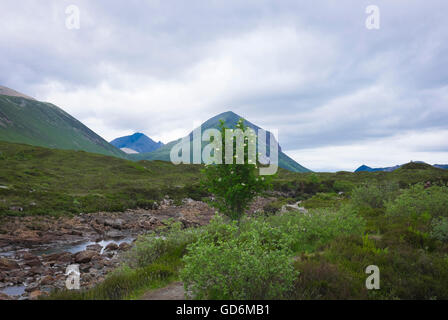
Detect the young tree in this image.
<box><xmin>201</xmin><ymin>119</ymin><xmax>272</xmax><ymax>220</ymax></box>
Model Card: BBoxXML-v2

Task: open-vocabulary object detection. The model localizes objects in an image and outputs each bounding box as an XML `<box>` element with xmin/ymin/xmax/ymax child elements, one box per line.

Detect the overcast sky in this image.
<box><xmin>1</xmin><ymin>0</ymin><xmax>447</xmax><ymax>171</ymax></box>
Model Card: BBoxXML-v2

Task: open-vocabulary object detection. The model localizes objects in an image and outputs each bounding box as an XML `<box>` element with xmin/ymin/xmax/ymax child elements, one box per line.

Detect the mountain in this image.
<box><xmin>0</xmin><ymin>85</ymin><xmax>36</xmax><ymax>100</ymax></box>
<box><xmin>129</xmin><ymin>111</ymin><xmax>311</xmax><ymax>173</ymax></box>
<box><xmin>0</xmin><ymin>86</ymin><xmax>125</xmax><ymax>158</ymax></box>
<box><xmin>355</xmin><ymin>164</ymin><xmax>401</xmax><ymax>172</ymax></box>
<box><xmin>110</xmin><ymin>132</ymin><xmax>164</xmax><ymax>154</ymax></box>
<box><xmin>355</xmin><ymin>161</ymin><xmax>447</xmax><ymax>172</ymax></box>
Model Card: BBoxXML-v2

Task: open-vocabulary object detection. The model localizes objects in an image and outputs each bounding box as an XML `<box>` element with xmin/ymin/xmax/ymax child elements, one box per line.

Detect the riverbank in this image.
<box><xmin>0</xmin><ymin>197</ymin><xmax>217</xmax><ymax>300</ymax></box>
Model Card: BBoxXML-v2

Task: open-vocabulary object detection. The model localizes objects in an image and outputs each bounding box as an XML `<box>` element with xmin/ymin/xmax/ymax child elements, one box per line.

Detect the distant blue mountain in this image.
<box><xmin>355</xmin><ymin>162</ymin><xmax>448</xmax><ymax>172</ymax></box>
<box><xmin>355</xmin><ymin>164</ymin><xmax>401</xmax><ymax>172</ymax></box>
<box><xmin>110</xmin><ymin>133</ymin><xmax>164</xmax><ymax>154</ymax></box>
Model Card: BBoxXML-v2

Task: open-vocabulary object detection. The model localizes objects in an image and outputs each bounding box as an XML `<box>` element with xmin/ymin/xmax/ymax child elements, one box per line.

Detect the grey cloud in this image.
<box><xmin>0</xmin><ymin>0</ymin><xmax>447</xmax><ymax>170</ymax></box>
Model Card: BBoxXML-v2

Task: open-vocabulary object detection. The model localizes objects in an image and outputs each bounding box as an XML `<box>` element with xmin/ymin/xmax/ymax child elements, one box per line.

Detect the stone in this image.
<box><xmin>105</xmin><ymin>230</ymin><xmax>122</xmax><ymax>239</ymax></box>
<box><xmin>0</xmin><ymin>257</ymin><xmax>19</xmax><ymax>270</ymax></box>
<box><xmin>43</xmin><ymin>252</ymin><xmax>73</xmax><ymax>263</ymax></box>
<box><xmin>9</xmin><ymin>206</ymin><xmax>23</xmax><ymax>212</ymax></box>
<box><xmin>86</xmin><ymin>244</ymin><xmax>102</xmax><ymax>252</ymax></box>
<box><xmin>29</xmin><ymin>290</ymin><xmax>47</xmax><ymax>300</ymax></box>
<box><xmin>40</xmin><ymin>275</ymin><xmax>54</xmax><ymax>286</ymax></box>
<box><xmin>74</xmin><ymin>250</ymin><xmax>97</xmax><ymax>264</ymax></box>
<box><xmin>0</xmin><ymin>292</ymin><xmax>12</xmax><ymax>300</ymax></box>
<box><xmin>118</xmin><ymin>242</ymin><xmax>131</xmax><ymax>251</ymax></box>
<box><xmin>80</xmin><ymin>264</ymin><xmax>91</xmax><ymax>272</ymax></box>
<box><xmin>104</xmin><ymin>243</ymin><xmax>119</xmax><ymax>251</ymax></box>
<box><xmin>24</xmin><ymin>258</ymin><xmax>42</xmax><ymax>267</ymax></box>
<box><xmin>25</xmin><ymin>282</ymin><xmax>39</xmax><ymax>292</ymax></box>
<box><xmin>104</xmin><ymin>218</ymin><xmax>125</xmax><ymax>230</ymax></box>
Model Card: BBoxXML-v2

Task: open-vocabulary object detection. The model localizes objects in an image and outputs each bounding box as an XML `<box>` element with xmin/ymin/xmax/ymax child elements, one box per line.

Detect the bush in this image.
<box><xmin>267</xmin><ymin>205</ymin><xmax>365</xmax><ymax>253</ymax></box>
<box><xmin>333</xmin><ymin>180</ymin><xmax>355</xmax><ymax>193</ymax></box>
<box><xmin>351</xmin><ymin>183</ymin><xmax>399</xmax><ymax>209</ymax></box>
<box><xmin>430</xmin><ymin>217</ymin><xmax>448</xmax><ymax>242</ymax></box>
<box><xmin>386</xmin><ymin>184</ymin><xmax>448</xmax><ymax>219</ymax></box>
<box><xmin>292</xmin><ymin>259</ymin><xmax>365</xmax><ymax>300</ymax></box>
<box><xmin>302</xmin><ymin>192</ymin><xmax>341</xmax><ymax>209</ymax></box>
<box><xmin>127</xmin><ymin>221</ymin><xmax>200</xmax><ymax>268</ymax></box>
<box><xmin>180</xmin><ymin>216</ymin><xmax>297</xmax><ymax>299</ymax></box>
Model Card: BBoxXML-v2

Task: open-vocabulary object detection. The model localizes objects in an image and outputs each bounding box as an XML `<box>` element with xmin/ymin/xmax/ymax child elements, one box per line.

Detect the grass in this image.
<box><xmin>2</xmin><ymin>140</ymin><xmax>448</xmax><ymax>218</ymax></box>
<box><xmin>0</xmin><ymin>141</ymin><xmax>207</xmax><ymax>217</ymax></box>
<box><xmin>2</xmin><ymin>140</ymin><xmax>448</xmax><ymax>299</ymax></box>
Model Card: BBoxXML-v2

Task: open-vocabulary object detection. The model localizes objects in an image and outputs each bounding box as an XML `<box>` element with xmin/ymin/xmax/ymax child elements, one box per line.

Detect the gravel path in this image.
<box><xmin>141</xmin><ymin>281</ymin><xmax>185</xmax><ymax>300</ymax></box>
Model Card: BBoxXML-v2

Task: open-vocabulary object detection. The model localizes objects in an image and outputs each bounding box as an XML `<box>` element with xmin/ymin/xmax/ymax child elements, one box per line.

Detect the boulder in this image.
<box><xmin>40</xmin><ymin>275</ymin><xmax>55</xmax><ymax>286</ymax></box>
<box><xmin>43</xmin><ymin>252</ymin><xmax>73</xmax><ymax>264</ymax></box>
<box><xmin>104</xmin><ymin>218</ymin><xmax>125</xmax><ymax>230</ymax></box>
<box><xmin>105</xmin><ymin>230</ymin><xmax>123</xmax><ymax>239</ymax></box>
<box><xmin>104</xmin><ymin>243</ymin><xmax>119</xmax><ymax>251</ymax></box>
<box><xmin>74</xmin><ymin>250</ymin><xmax>97</xmax><ymax>264</ymax></box>
<box><xmin>86</xmin><ymin>244</ymin><xmax>102</xmax><ymax>252</ymax></box>
<box><xmin>0</xmin><ymin>257</ymin><xmax>19</xmax><ymax>271</ymax></box>
<box><xmin>0</xmin><ymin>292</ymin><xmax>12</xmax><ymax>300</ymax></box>
<box><xmin>118</xmin><ymin>242</ymin><xmax>131</xmax><ymax>251</ymax></box>
<box><xmin>29</xmin><ymin>290</ymin><xmax>47</xmax><ymax>300</ymax></box>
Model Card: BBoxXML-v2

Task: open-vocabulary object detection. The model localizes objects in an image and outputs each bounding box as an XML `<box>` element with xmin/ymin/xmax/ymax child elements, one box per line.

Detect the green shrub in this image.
<box><xmin>430</xmin><ymin>217</ymin><xmax>448</xmax><ymax>242</ymax></box>
<box><xmin>267</xmin><ymin>205</ymin><xmax>365</xmax><ymax>253</ymax></box>
<box><xmin>302</xmin><ymin>192</ymin><xmax>341</xmax><ymax>209</ymax></box>
<box><xmin>386</xmin><ymin>184</ymin><xmax>448</xmax><ymax>219</ymax></box>
<box><xmin>351</xmin><ymin>183</ymin><xmax>399</xmax><ymax>209</ymax></box>
<box><xmin>292</xmin><ymin>259</ymin><xmax>365</xmax><ymax>300</ymax></box>
<box><xmin>127</xmin><ymin>221</ymin><xmax>200</xmax><ymax>268</ymax></box>
<box><xmin>333</xmin><ymin>180</ymin><xmax>355</xmax><ymax>193</ymax></box>
<box><xmin>180</xmin><ymin>216</ymin><xmax>297</xmax><ymax>299</ymax></box>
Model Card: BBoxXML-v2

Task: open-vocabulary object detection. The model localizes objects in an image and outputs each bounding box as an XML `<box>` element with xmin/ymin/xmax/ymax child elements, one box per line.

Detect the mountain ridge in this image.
<box><xmin>0</xmin><ymin>91</ymin><xmax>125</xmax><ymax>158</ymax></box>
<box><xmin>355</xmin><ymin>162</ymin><xmax>448</xmax><ymax>172</ymax></box>
<box><xmin>110</xmin><ymin>132</ymin><xmax>164</xmax><ymax>154</ymax></box>
<box><xmin>129</xmin><ymin>111</ymin><xmax>311</xmax><ymax>173</ymax></box>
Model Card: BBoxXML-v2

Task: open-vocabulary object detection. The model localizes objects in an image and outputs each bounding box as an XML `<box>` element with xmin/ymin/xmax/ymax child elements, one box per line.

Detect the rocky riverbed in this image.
<box><xmin>0</xmin><ymin>197</ymin><xmax>218</xmax><ymax>300</ymax></box>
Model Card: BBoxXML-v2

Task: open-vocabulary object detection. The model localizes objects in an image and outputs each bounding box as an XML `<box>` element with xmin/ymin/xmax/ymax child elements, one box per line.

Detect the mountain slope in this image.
<box><xmin>0</xmin><ymin>92</ymin><xmax>125</xmax><ymax>158</ymax></box>
<box><xmin>110</xmin><ymin>132</ymin><xmax>164</xmax><ymax>153</ymax></box>
<box><xmin>0</xmin><ymin>85</ymin><xmax>36</xmax><ymax>100</ymax></box>
<box><xmin>130</xmin><ymin>111</ymin><xmax>311</xmax><ymax>172</ymax></box>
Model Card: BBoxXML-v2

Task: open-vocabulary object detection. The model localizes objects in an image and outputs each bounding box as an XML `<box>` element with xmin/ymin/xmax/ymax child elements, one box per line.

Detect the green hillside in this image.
<box><xmin>0</xmin><ymin>94</ymin><xmax>125</xmax><ymax>158</ymax></box>
<box><xmin>130</xmin><ymin>111</ymin><xmax>311</xmax><ymax>173</ymax></box>
<box><xmin>1</xmin><ymin>140</ymin><xmax>448</xmax><ymax>217</ymax></box>
<box><xmin>0</xmin><ymin>141</ymin><xmax>205</xmax><ymax>217</ymax></box>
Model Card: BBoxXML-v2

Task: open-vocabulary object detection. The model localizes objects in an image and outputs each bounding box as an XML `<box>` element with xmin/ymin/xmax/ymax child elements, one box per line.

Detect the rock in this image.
<box><xmin>9</xmin><ymin>206</ymin><xmax>23</xmax><ymax>212</ymax></box>
<box><xmin>149</xmin><ymin>217</ymin><xmax>158</xmax><ymax>224</ymax></box>
<box><xmin>74</xmin><ymin>250</ymin><xmax>97</xmax><ymax>264</ymax></box>
<box><xmin>118</xmin><ymin>242</ymin><xmax>131</xmax><ymax>251</ymax></box>
<box><xmin>25</xmin><ymin>282</ymin><xmax>39</xmax><ymax>292</ymax></box>
<box><xmin>0</xmin><ymin>271</ymin><xmax>5</xmax><ymax>281</ymax></box>
<box><xmin>40</xmin><ymin>275</ymin><xmax>54</xmax><ymax>286</ymax></box>
<box><xmin>29</xmin><ymin>266</ymin><xmax>44</xmax><ymax>276</ymax></box>
<box><xmin>0</xmin><ymin>292</ymin><xmax>12</xmax><ymax>300</ymax></box>
<box><xmin>29</xmin><ymin>290</ymin><xmax>47</xmax><ymax>300</ymax></box>
<box><xmin>105</xmin><ymin>230</ymin><xmax>123</xmax><ymax>239</ymax></box>
<box><xmin>104</xmin><ymin>243</ymin><xmax>119</xmax><ymax>251</ymax></box>
<box><xmin>80</xmin><ymin>264</ymin><xmax>91</xmax><ymax>272</ymax></box>
<box><xmin>43</xmin><ymin>252</ymin><xmax>73</xmax><ymax>264</ymax></box>
<box><xmin>86</xmin><ymin>244</ymin><xmax>102</xmax><ymax>252</ymax></box>
<box><xmin>22</xmin><ymin>253</ymin><xmax>42</xmax><ymax>267</ymax></box>
<box><xmin>104</xmin><ymin>219</ymin><xmax>125</xmax><ymax>230</ymax></box>
<box><xmin>22</xmin><ymin>252</ymin><xmax>37</xmax><ymax>261</ymax></box>
<box><xmin>24</xmin><ymin>258</ymin><xmax>42</xmax><ymax>267</ymax></box>
<box><xmin>0</xmin><ymin>257</ymin><xmax>20</xmax><ymax>270</ymax></box>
